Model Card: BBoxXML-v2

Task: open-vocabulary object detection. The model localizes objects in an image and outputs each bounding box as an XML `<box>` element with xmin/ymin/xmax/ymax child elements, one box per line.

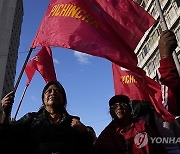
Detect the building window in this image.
<box><xmin>165</xmin><ymin>5</ymin><xmax>178</xmax><ymax>27</ymax></box>
<box><xmin>146</xmin><ymin>65</ymin><xmax>150</xmax><ymax>75</ymax></box>
<box><xmin>138</xmin><ymin>54</ymin><xmax>143</xmax><ymax>62</ymax></box>
<box><xmin>143</xmin><ymin>47</ymin><xmax>148</xmax><ymax>55</ymax></box>
<box><xmin>141</xmin><ymin>52</ymin><xmax>145</xmax><ymax>59</ymax></box>
<box><xmin>146</xmin><ymin>59</ymin><xmax>156</xmax><ymax>75</ymax></box>
<box><xmin>143</xmin><ymin>0</ymin><xmax>148</xmax><ymax>5</ymax></box>
<box><xmin>148</xmin><ymin>30</ymin><xmax>159</xmax><ymax>48</ymax></box>
<box><xmin>153</xmin><ymin>53</ymin><xmax>160</xmax><ymax>69</ymax></box>
<box><xmin>157</xmin><ymin>24</ymin><xmax>163</xmax><ymax>34</ymax></box>
<box><xmin>160</xmin><ymin>0</ymin><xmax>165</xmax><ymax>3</ymax></box>
<box><xmin>147</xmin><ymin>63</ymin><xmax>150</xmax><ymax>75</ymax></box>
<box><xmin>175</xmin><ymin>27</ymin><xmax>180</xmax><ymax>43</ymax></box>
<box><xmin>174</xmin><ymin>0</ymin><xmax>180</xmax><ymax>7</ymax></box>
<box><xmin>165</xmin><ymin>14</ymin><xmax>170</xmax><ymax>27</ymax></box>
<box><xmin>152</xmin><ymin>30</ymin><xmax>159</xmax><ymax>42</ymax></box>
<box><xmin>142</xmin><ymin>47</ymin><xmax>147</xmax><ymax>58</ymax></box>
<box><xmin>142</xmin><ymin>2</ymin><xmax>146</xmax><ymax>8</ymax></box>
<box><xmin>149</xmin><ymin>36</ymin><xmax>154</xmax><ymax>47</ymax></box>
<box><xmin>168</xmin><ymin>6</ymin><xmax>177</xmax><ymax>21</ymax></box>
<box><xmin>151</xmin><ymin>6</ymin><xmax>157</xmax><ymax>17</ymax></box>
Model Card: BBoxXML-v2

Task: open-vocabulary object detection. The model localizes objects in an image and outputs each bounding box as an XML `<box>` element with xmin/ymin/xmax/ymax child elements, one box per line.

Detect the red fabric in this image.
<box><xmin>25</xmin><ymin>47</ymin><xmax>57</xmax><ymax>84</ymax></box>
<box><xmin>159</xmin><ymin>56</ymin><xmax>180</xmax><ymax>116</ymax></box>
<box><xmin>112</xmin><ymin>64</ymin><xmax>148</xmax><ymax>100</ymax></box>
<box><xmin>25</xmin><ymin>61</ymin><xmax>36</xmax><ymax>85</ymax></box>
<box><xmin>159</xmin><ymin>56</ymin><xmax>180</xmax><ymax>91</ymax></box>
<box><xmin>94</xmin><ymin>120</ymin><xmax>162</xmax><ymax>154</ymax></box>
<box><xmin>94</xmin><ymin>0</ymin><xmax>155</xmax><ymax>50</ymax></box>
<box><xmin>112</xmin><ymin>63</ymin><xmax>174</xmax><ymax>122</ymax></box>
<box><xmin>31</xmin><ymin>0</ymin><xmax>154</xmax><ymax>72</ymax></box>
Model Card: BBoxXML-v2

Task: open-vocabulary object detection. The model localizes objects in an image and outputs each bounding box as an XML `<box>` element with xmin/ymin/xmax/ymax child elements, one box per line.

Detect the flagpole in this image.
<box><xmin>14</xmin><ymin>48</ymin><xmax>33</xmax><ymax>92</ymax></box>
<box><xmin>155</xmin><ymin>0</ymin><xmax>180</xmax><ymax>76</ymax></box>
<box><xmin>13</xmin><ymin>84</ymin><xmax>28</xmax><ymax>121</ymax></box>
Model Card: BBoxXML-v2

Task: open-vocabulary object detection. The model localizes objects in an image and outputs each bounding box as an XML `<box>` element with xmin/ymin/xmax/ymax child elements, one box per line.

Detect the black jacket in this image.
<box><xmin>0</xmin><ymin>109</ymin><xmax>93</xmax><ymax>154</ymax></box>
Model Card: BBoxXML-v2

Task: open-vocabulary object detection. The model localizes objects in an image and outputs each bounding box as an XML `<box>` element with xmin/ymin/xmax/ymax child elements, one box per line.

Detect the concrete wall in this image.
<box><xmin>0</xmin><ymin>0</ymin><xmax>23</xmax><ymax>119</ymax></box>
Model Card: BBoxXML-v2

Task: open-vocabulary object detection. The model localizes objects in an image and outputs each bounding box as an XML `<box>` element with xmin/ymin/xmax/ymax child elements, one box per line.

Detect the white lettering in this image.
<box><xmin>150</xmin><ymin>137</ymin><xmax>180</xmax><ymax>144</ymax></box>
<box><xmin>150</xmin><ymin>137</ymin><xmax>156</xmax><ymax>144</ymax></box>
<box><xmin>162</xmin><ymin>137</ymin><xmax>169</xmax><ymax>144</ymax></box>
<box><xmin>175</xmin><ymin>138</ymin><xmax>180</xmax><ymax>144</ymax></box>
<box><xmin>155</xmin><ymin>137</ymin><xmax>162</xmax><ymax>144</ymax></box>
<box><xmin>168</xmin><ymin>137</ymin><xmax>176</xmax><ymax>143</ymax></box>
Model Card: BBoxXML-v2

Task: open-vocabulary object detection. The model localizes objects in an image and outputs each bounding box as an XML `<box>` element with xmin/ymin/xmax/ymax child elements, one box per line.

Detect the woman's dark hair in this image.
<box><xmin>131</xmin><ymin>100</ymin><xmax>155</xmax><ymax>119</ymax></box>
<box><xmin>42</xmin><ymin>81</ymin><xmax>67</xmax><ymax>107</ymax></box>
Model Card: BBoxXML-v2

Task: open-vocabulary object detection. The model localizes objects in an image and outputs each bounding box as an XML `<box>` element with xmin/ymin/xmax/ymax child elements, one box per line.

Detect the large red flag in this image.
<box><xmin>25</xmin><ymin>47</ymin><xmax>57</xmax><ymax>84</ymax></box>
<box><xmin>31</xmin><ymin>0</ymin><xmax>155</xmax><ymax>73</ymax></box>
<box><xmin>112</xmin><ymin>63</ymin><xmax>174</xmax><ymax>122</ymax></box>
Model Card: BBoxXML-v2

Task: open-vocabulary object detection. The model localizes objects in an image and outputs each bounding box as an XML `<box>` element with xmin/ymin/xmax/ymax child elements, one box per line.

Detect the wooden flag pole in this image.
<box><xmin>14</xmin><ymin>48</ymin><xmax>33</xmax><ymax>92</ymax></box>
<box><xmin>155</xmin><ymin>0</ymin><xmax>180</xmax><ymax>76</ymax></box>
<box><xmin>13</xmin><ymin>84</ymin><xmax>28</xmax><ymax>121</ymax></box>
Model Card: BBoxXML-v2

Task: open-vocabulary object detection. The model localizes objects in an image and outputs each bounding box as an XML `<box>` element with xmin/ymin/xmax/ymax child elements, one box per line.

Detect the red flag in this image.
<box><xmin>25</xmin><ymin>47</ymin><xmax>57</xmax><ymax>84</ymax></box>
<box><xmin>112</xmin><ymin>64</ymin><xmax>148</xmax><ymax>100</ymax></box>
<box><xmin>25</xmin><ymin>62</ymin><xmax>36</xmax><ymax>85</ymax></box>
<box><xmin>31</xmin><ymin>0</ymin><xmax>155</xmax><ymax>72</ymax></box>
<box><xmin>112</xmin><ymin>63</ymin><xmax>174</xmax><ymax>122</ymax></box>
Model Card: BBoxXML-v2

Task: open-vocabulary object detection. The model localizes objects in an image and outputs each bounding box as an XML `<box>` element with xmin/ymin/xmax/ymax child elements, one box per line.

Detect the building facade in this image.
<box><xmin>0</xmin><ymin>0</ymin><xmax>23</xmax><ymax>108</ymax></box>
<box><xmin>134</xmin><ymin>0</ymin><xmax>180</xmax><ymax>79</ymax></box>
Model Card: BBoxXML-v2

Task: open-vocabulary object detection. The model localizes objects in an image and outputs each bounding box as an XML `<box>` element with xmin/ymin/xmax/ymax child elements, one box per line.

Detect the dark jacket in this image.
<box><xmin>0</xmin><ymin>109</ymin><xmax>93</xmax><ymax>154</ymax></box>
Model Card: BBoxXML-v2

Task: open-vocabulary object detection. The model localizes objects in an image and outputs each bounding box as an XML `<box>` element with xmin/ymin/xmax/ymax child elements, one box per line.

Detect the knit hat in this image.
<box><xmin>109</xmin><ymin>95</ymin><xmax>130</xmax><ymax>107</ymax></box>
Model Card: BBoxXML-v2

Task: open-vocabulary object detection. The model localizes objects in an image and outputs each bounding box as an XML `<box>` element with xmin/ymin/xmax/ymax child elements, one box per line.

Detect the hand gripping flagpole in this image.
<box><xmin>14</xmin><ymin>48</ymin><xmax>33</xmax><ymax>92</ymax></box>
<box><xmin>155</xmin><ymin>0</ymin><xmax>180</xmax><ymax>76</ymax></box>
<box><xmin>13</xmin><ymin>84</ymin><xmax>28</xmax><ymax>121</ymax></box>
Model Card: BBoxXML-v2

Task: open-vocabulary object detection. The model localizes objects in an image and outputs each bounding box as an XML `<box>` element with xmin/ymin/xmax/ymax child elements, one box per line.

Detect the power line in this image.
<box><xmin>0</xmin><ymin>46</ymin><xmax>59</xmax><ymax>58</ymax></box>
<box><xmin>86</xmin><ymin>118</ymin><xmax>111</xmax><ymax>125</ymax></box>
<box><xmin>0</xmin><ymin>49</ymin><xmax>39</xmax><ymax>58</ymax></box>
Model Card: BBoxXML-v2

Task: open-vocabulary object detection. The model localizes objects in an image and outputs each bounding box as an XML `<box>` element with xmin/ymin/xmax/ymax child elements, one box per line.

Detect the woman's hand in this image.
<box><xmin>71</xmin><ymin>118</ymin><xmax>87</xmax><ymax>133</ymax></box>
<box><xmin>159</xmin><ymin>30</ymin><xmax>178</xmax><ymax>59</ymax></box>
<box><xmin>1</xmin><ymin>91</ymin><xmax>15</xmax><ymax>116</ymax></box>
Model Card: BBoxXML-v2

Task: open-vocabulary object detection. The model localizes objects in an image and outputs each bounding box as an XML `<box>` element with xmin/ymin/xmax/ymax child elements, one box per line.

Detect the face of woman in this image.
<box><xmin>43</xmin><ymin>85</ymin><xmax>64</xmax><ymax>108</ymax></box>
<box><xmin>110</xmin><ymin>102</ymin><xmax>131</xmax><ymax>120</ymax></box>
